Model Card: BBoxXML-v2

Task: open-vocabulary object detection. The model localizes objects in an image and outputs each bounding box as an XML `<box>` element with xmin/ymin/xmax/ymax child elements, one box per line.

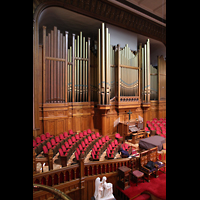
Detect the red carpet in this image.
<box><xmin>117</xmin><ymin>169</ymin><xmax>166</xmax><ymax>200</ymax></box>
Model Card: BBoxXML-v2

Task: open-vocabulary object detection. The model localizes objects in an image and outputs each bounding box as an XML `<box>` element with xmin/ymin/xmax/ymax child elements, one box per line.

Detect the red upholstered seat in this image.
<box><xmin>68</xmin><ymin>139</ymin><xmax>73</xmax><ymax>146</ymax></box>
<box><xmin>95</xmin><ymin>132</ymin><xmax>100</xmax><ymax>138</ymax></box>
<box><xmin>55</xmin><ymin>136</ymin><xmax>61</xmax><ymax>143</ymax></box>
<box><xmin>88</xmin><ymin>136</ymin><xmax>92</xmax><ymax>143</ymax></box>
<box><xmin>45</xmin><ymin>132</ymin><xmax>53</xmax><ymax>139</ymax></box>
<box><xmin>150</xmin><ymin>127</ymin><xmax>155</xmax><ymax>131</ymax></box>
<box><xmin>92</xmin><ymin>151</ymin><xmax>99</xmax><ymax>160</ymax></box>
<box><xmin>77</xmin><ymin>148</ymin><xmax>80</xmax><ymax>155</ymax></box>
<box><xmin>102</xmin><ymin>137</ymin><xmax>106</xmax><ymax>144</ymax></box>
<box><xmin>87</xmin><ymin>129</ymin><xmax>92</xmax><ymax>134</ymax></box>
<box><xmin>115</xmin><ymin>133</ymin><xmax>122</xmax><ymax>139</ymax></box>
<box><xmin>40</xmin><ymin>134</ymin><xmax>46</xmax><ymax>142</ymax></box>
<box><xmin>68</xmin><ymin>129</ymin><xmax>74</xmax><ymax>135</ymax></box>
<box><xmin>81</xmin><ymin>141</ymin><xmax>87</xmax><ymax>151</ymax></box>
<box><xmin>59</xmin><ymin>148</ymin><xmax>64</xmax><ymax>156</ymax></box>
<box><xmin>95</xmin><ymin>142</ymin><xmax>100</xmax><ymax>149</ymax></box>
<box><xmin>132</xmin><ymin>170</ymin><xmax>144</xmax><ymax>177</ymax></box>
<box><xmin>43</xmin><ymin>145</ymin><xmax>48</xmax><ymax>154</ymax></box>
<box><xmin>161</xmin><ymin>127</ymin><xmax>166</xmax><ymax>131</ymax></box>
<box><xmin>93</xmin><ymin>145</ymin><xmax>100</xmax><ymax>153</ymax></box>
<box><xmin>51</xmin><ymin>139</ymin><xmax>57</xmax><ymax>146</ymax></box>
<box><xmin>71</xmin><ymin>136</ymin><xmax>76</xmax><ymax>144</ymax></box>
<box><xmin>78</xmin><ymin>144</ymin><xmax>83</xmax><ymax>152</ymax></box>
<box><xmin>98</xmin><ymin>139</ymin><xmax>103</xmax><ymax>147</ymax></box>
<box><xmin>75</xmin><ymin>151</ymin><xmax>79</xmax><ymax>161</ymax></box>
<box><xmin>107</xmin><ymin>148</ymin><xmax>114</xmax><ymax>159</ymax></box>
<box><xmin>156</xmin><ymin>130</ymin><xmax>161</xmax><ymax>135</ymax></box>
<box><xmin>108</xmin><ymin>144</ymin><xmax>112</xmax><ymax>150</ymax></box>
<box><xmin>59</xmin><ymin>134</ymin><xmax>65</xmax><ymax>141</ymax></box>
<box><xmin>75</xmin><ymin>134</ymin><xmax>80</xmax><ymax>141</ymax></box>
<box><xmin>33</xmin><ymin>139</ymin><xmax>37</xmax><ymax>148</ymax></box>
<box><xmin>79</xmin><ymin>132</ymin><xmax>83</xmax><ymax>138</ymax></box>
<box><xmin>61</xmin><ymin>145</ymin><xmax>69</xmax><ymax>153</ymax></box>
<box><xmin>91</xmin><ymin>133</ymin><xmax>96</xmax><ymax>140</ymax></box>
<box><xmin>160</xmin><ymin>134</ymin><xmax>166</xmax><ymax>138</ymax></box>
<box><xmin>85</xmin><ymin>138</ymin><xmax>89</xmax><ymax>146</ymax></box>
<box><xmin>64</xmin><ymin>141</ymin><xmax>71</xmax><ymax>150</ymax></box>
<box><xmin>46</xmin><ymin>142</ymin><xmax>56</xmax><ymax>150</ymax></box>
<box><xmin>83</xmin><ymin>130</ymin><xmax>87</xmax><ymax>136</ymax></box>
<box><xmin>156</xmin><ymin>127</ymin><xmax>160</xmax><ymax>131</ymax></box>
<box><xmin>114</xmin><ymin>139</ymin><xmax>118</xmax><ymax>146</ymax></box>
<box><xmin>111</xmin><ymin>142</ymin><xmax>115</xmax><ymax>148</ymax></box>
<box><xmin>105</xmin><ymin>135</ymin><xmax>110</xmax><ymax>141</ymax></box>
<box><xmin>36</xmin><ymin>137</ymin><xmax>41</xmax><ymax>145</ymax></box>
<box><xmin>63</xmin><ymin>132</ymin><xmax>69</xmax><ymax>138</ymax></box>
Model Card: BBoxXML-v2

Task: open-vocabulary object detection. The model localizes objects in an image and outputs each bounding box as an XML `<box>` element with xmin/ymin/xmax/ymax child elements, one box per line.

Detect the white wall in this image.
<box><xmin>106</xmin><ymin>23</ymin><xmax>138</xmax><ymax>51</ymax></box>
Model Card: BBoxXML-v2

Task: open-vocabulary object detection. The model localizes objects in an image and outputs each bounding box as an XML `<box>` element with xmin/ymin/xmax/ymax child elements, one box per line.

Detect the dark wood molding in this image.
<box><xmin>33</xmin><ymin>0</ymin><xmax>166</xmax><ymax>45</ymax></box>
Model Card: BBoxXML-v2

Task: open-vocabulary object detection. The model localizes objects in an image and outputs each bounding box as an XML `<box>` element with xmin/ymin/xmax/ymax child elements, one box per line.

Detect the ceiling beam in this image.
<box><xmin>153</xmin><ymin>2</ymin><xmax>166</xmax><ymax>12</ymax></box>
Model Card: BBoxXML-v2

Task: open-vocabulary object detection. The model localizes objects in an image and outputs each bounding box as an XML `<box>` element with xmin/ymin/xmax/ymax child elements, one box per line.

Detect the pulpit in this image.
<box><xmin>117</xmin><ymin>166</ymin><xmax>131</xmax><ymax>190</ymax></box>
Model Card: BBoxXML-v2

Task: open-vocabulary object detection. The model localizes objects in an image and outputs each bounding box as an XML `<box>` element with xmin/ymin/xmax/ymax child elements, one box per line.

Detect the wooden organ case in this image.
<box><xmin>35</xmin><ymin>23</ymin><xmax>165</xmax><ymax>138</ymax></box>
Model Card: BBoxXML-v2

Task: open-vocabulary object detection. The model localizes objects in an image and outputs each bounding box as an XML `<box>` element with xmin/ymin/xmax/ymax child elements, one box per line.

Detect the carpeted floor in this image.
<box><xmin>117</xmin><ymin>169</ymin><xmax>166</xmax><ymax>200</ymax></box>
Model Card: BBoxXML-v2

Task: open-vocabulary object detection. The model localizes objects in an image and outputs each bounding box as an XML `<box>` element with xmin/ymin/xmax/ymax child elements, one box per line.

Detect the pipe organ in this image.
<box><xmin>119</xmin><ymin>45</ymin><xmax>139</xmax><ymax>97</ymax></box>
<box><xmin>150</xmin><ymin>65</ymin><xmax>158</xmax><ymax>100</ymax></box>
<box><xmin>38</xmin><ymin>23</ymin><xmax>165</xmax><ymax>136</ymax></box>
<box><xmin>97</xmin><ymin>23</ymin><xmax>111</xmax><ymax>105</ymax></box>
<box><xmin>42</xmin><ymin>24</ymin><xmax>153</xmax><ymax>106</ymax></box>
<box><xmin>140</xmin><ymin>39</ymin><xmax>151</xmax><ymax>103</ymax></box>
<box><xmin>158</xmin><ymin>55</ymin><xmax>166</xmax><ymax>101</ymax></box>
<box><xmin>42</xmin><ymin>26</ymin><xmax>90</xmax><ymax>103</ymax></box>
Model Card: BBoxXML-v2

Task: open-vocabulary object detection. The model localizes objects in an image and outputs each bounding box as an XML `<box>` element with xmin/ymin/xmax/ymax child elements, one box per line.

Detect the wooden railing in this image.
<box><xmin>33</xmin><ymin>155</ymin><xmax>138</xmax><ymax>200</ymax></box>
<box><xmin>33</xmin><ymin>184</ymin><xmax>72</xmax><ymax>200</ymax></box>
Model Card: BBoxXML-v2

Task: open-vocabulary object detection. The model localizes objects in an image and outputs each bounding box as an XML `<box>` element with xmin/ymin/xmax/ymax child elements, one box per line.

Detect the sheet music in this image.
<box><xmin>129</xmin><ymin>125</ymin><xmax>139</xmax><ymax>132</ymax></box>
<box><xmin>139</xmin><ymin>115</ymin><xmax>143</xmax><ymax>122</ymax></box>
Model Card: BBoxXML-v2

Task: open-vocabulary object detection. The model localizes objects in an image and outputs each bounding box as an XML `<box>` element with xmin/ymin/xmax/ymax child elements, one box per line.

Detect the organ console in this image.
<box><xmin>117</xmin><ymin>120</ymin><xmax>146</xmax><ymax>144</ymax></box>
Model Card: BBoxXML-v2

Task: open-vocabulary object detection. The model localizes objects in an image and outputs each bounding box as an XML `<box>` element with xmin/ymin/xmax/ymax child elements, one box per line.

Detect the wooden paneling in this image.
<box><xmin>39</xmin><ymin>102</ymin><xmax>94</xmax><ymax>136</ymax></box>
<box><xmin>150</xmin><ymin>101</ymin><xmax>158</xmax><ymax>120</ymax></box>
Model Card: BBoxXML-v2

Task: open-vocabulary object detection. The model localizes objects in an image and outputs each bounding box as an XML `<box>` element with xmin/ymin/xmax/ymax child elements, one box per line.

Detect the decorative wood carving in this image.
<box><xmin>33</xmin><ymin>0</ymin><xmax>166</xmax><ymax>45</ymax></box>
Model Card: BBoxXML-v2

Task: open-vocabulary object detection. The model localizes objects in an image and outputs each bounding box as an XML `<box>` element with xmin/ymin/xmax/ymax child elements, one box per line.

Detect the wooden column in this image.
<box><xmin>79</xmin><ymin>153</ymin><xmax>85</xmax><ymax>200</ymax></box>
<box><xmin>97</xmin><ymin>105</ymin><xmax>111</xmax><ymax>136</ymax></box>
<box><xmin>48</xmin><ymin>149</ymin><xmax>53</xmax><ymax>171</ymax></box>
<box><xmin>33</xmin><ymin>149</ymin><xmax>36</xmax><ymax>174</ymax></box>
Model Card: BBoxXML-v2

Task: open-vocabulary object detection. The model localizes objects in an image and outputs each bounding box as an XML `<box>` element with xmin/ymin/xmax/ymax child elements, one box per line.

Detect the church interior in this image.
<box><xmin>33</xmin><ymin>1</ymin><xmax>166</xmax><ymax>199</ymax></box>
